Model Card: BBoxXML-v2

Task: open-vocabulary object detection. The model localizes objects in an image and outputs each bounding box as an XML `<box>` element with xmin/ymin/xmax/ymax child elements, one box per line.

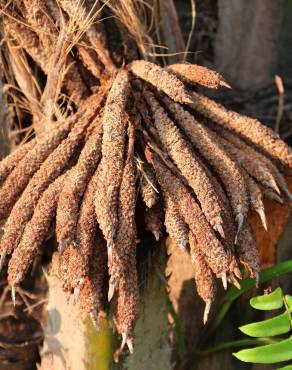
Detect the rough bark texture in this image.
<box><xmin>214</xmin><ymin>0</ymin><xmax>283</xmax><ymax>90</ymax></box>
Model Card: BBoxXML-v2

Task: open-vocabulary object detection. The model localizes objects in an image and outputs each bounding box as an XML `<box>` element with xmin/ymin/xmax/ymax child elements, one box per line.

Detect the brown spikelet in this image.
<box><xmin>56</xmin><ymin>123</ymin><xmax>103</xmax><ymax>245</ymax></box>
<box><xmin>189</xmin><ymin>231</ymin><xmax>217</xmax><ymax>302</ymax></box>
<box><xmin>139</xmin><ymin>162</ymin><xmax>159</xmax><ymax>208</ymax></box>
<box><xmin>95</xmin><ymin>70</ymin><xmax>130</xmax><ymax>249</ymax></box>
<box><xmin>7</xmin><ymin>173</ymin><xmax>67</xmax><ymax>286</ymax></box>
<box><xmin>0</xmin><ymin>140</ymin><xmax>35</xmax><ymax>183</ymax></box>
<box><xmin>237</xmin><ymin>224</ymin><xmax>260</xmax><ymax>277</ymax></box>
<box><xmin>109</xmin><ymin>122</ymin><xmax>137</xmax><ymax>299</ymax></box>
<box><xmin>162</xmin><ymin>96</ymin><xmax>249</xmax><ymax>224</ymax></box>
<box><xmin>211</xmin><ymin>128</ymin><xmax>280</xmax><ymax>193</ymax></box>
<box><xmin>128</xmin><ymin>60</ymin><xmax>192</xmax><ymax>103</ymax></box>
<box><xmin>112</xmin><ymin>257</ymin><xmax>139</xmax><ymax>350</ymax></box>
<box><xmin>72</xmin><ymin>168</ymin><xmax>101</xmax><ymax>286</ymax></box>
<box><xmin>0</xmin><ymin>100</ymin><xmax>101</xmax><ymax>259</ymax></box>
<box><xmin>167</xmin><ymin>63</ymin><xmax>229</xmax><ymax>89</ymax></box>
<box><xmin>144</xmin><ymin>91</ymin><xmax>224</xmax><ymax>234</ymax></box>
<box><xmin>151</xmin><ymin>153</ymin><xmax>230</xmax><ymax>277</ymax></box>
<box><xmin>0</xmin><ymin>122</ymin><xmax>70</xmax><ymax>220</ymax></box>
<box><xmin>78</xmin><ymin>233</ymin><xmax>108</xmax><ymax>315</ymax></box>
<box><xmin>164</xmin><ymin>195</ymin><xmax>189</xmax><ymax>250</ymax></box>
<box><xmin>189</xmin><ymin>92</ymin><xmax>292</xmax><ymax>169</ymax></box>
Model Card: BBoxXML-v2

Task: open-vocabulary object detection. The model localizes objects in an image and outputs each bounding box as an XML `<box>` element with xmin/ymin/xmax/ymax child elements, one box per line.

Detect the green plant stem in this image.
<box><xmin>194</xmin><ymin>337</ymin><xmax>281</xmax><ymax>358</ymax></box>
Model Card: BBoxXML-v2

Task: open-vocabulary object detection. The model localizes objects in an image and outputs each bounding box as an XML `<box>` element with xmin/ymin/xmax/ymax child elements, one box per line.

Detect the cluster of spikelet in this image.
<box><xmin>0</xmin><ymin>0</ymin><xmax>292</xmax><ymax>355</ymax></box>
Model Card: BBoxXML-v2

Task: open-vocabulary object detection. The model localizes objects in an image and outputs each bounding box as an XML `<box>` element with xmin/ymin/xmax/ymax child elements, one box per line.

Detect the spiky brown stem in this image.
<box><xmin>188</xmin><ymin>91</ymin><xmax>292</xmax><ymax>169</ymax></box>
<box><xmin>7</xmin><ymin>172</ymin><xmax>68</xmax><ymax>286</ymax></box>
<box><xmin>167</xmin><ymin>64</ymin><xmax>229</xmax><ymax>89</ymax></box>
<box><xmin>236</xmin><ymin>224</ymin><xmax>261</xmax><ymax>278</ymax></box>
<box><xmin>164</xmin><ymin>195</ymin><xmax>189</xmax><ymax>250</ymax></box>
<box><xmin>151</xmin><ymin>152</ymin><xmax>230</xmax><ymax>277</ymax></box>
<box><xmin>0</xmin><ymin>99</ymin><xmax>101</xmax><ymax>259</ymax></box>
<box><xmin>95</xmin><ymin>70</ymin><xmax>130</xmax><ymax>250</ymax></box>
<box><xmin>0</xmin><ymin>140</ymin><xmax>35</xmax><ymax>183</ymax></box>
<box><xmin>56</xmin><ymin>123</ymin><xmax>103</xmax><ymax>246</ymax></box>
<box><xmin>189</xmin><ymin>231</ymin><xmax>217</xmax><ymax>302</ymax></box>
<box><xmin>144</xmin><ymin>91</ymin><xmax>225</xmax><ymax>235</ymax></box>
<box><xmin>108</xmin><ymin>122</ymin><xmax>137</xmax><ymax>300</ymax></box>
<box><xmin>128</xmin><ymin>60</ymin><xmax>192</xmax><ymax>103</ymax></box>
<box><xmin>162</xmin><ymin>95</ymin><xmax>249</xmax><ymax>225</ymax></box>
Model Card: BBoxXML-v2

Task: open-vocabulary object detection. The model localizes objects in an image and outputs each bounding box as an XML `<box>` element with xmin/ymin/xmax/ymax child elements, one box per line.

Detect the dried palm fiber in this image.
<box><xmin>188</xmin><ymin>91</ymin><xmax>292</xmax><ymax>169</ymax></box>
<box><xmin>144</xmin><ymin>91</ymin><xmax>225</xmax><ymax>236</ymax></box>
<box><xmin>1</xmin><ymin>14</ymin><xmax>47</xmax><ymax>72</ymax></box>
<box><xmin>78</xmin><ymin>232</ymin><xmax>107</xmax><ymax>318</ymax></box>
<box><xmin>128</xmin><ymin>60</ymin><xmax>192</xmax><ymax>104</ymax></box>
<box><xmin>108</xmin><ymin>122</ymin><xmax>137</xmax><ymax>301</ymax></box>
<box><xmin>0</xmin><ymin>93</ymin><xmax>101</xmax><ymax>220</ymax></box>
<box><xmin>21</xmin><ymin>0</ymin><xmax>56</xmax><ymax>52</ymax></box>
<box><xmin>160</xmin><ymin>94</ymin><xmax>248</xmax><ymax>232</ymax></box>
<box><xmin>0</xmin><ymin>94</ymin><xmax>105</xmax><ymax>262</ymax></box>
<box><xmin>166</xmin><ymin>63</ymin><xmax>230</xmax><ymax>89</ymax></box>
<box><xmin>56</xmin><ymin>121</ymin><xmax>103</xmax><ymax>247</ymax></box>
<box><xmin>13</xmin><ymin>0</ymin><xmax>90</xmax><ymax>105</ymax></box>
<box><xmin>7</xmin><ymin>172</ymin><xmax>69</xmax><ymax>287</ymax></box>
<box><xmin>58</xmin><ymin>0</ymin><xmax>116</xmax><ymax>73</ymax></box>
<box><xmin>150</xmin><ymin>152</ymin><xmax>230</xmax><ymax>277</ymax></box>
<box><xmin>189</xmin><ymin>231</ymin><xmax>217</xmax><ymax>322</ymax></box>
<box><xmin>0</xmin><ymin>140</ymin><xmax>35</xmax><ymax>183</ymax></box>
<box><xmin>47</xmin><ymin>0</ymin><xmax>105</xmax><ymax>80</ymax></box>
<box><xmin>164</xmin><ymin>195</ymin><xmax>189</xmax><ymax>250</ymax></box>
<box><xmin>95</xmin><ymin>69</ymin><xmax>130</xmax><ymax>256</ymax></box>
<box><xmin>236</xmin><ymin>223</ymin><xmax>260</xmax><ymax>280</ymax></box>
<box><xmin>139</xmin><ymin>161</ymin><xmax>159</xmax><ymax>208</ymax></box>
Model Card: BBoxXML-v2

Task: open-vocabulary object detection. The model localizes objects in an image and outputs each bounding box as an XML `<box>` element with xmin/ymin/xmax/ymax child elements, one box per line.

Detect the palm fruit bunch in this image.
<box><xmin>0</xmin><ymin>0</ymin><xmax>291</xmax><ymax>354</ymax></box>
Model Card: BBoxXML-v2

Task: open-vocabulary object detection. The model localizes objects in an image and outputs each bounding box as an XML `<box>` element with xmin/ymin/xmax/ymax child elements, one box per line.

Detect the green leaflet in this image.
<box><xmin>250</xmin><ymin>287</ymin><xmax>283</xmax><ymax>310</ymax></box>
<box><xmin>233</xmin><ymin>335</ymin><xmax>292</xmax><ymax>364</ymax></box>
<box><xmin>285</xmin><ymin>295</ymin><xmax>292</xmax><ymax>311</ymax></box>
<box><xmin>239</xmin><ymin>311</ymin><xmax>291</xmax><ymax>337</ymax></box>
<box><xmin>277</xmin><ymin>365</ymin><xmax>292</xmax><ymax>370</ymax></box>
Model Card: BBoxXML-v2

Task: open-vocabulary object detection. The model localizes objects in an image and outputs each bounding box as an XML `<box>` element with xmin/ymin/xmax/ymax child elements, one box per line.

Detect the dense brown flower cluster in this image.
<box><xmin>0</xmin><ymin>0</ymin><xmax>292</xmax><ymax>355</ymax></box>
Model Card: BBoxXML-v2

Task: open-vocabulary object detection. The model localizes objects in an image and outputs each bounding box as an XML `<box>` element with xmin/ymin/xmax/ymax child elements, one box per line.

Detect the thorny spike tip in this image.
<box><xmin>0</xmin><ymin>253</ymin><xmax>6</xmax><ymax>272</ymax></box>
<box><xmin>256</xmin><ymin>207</ymin><xmax>268</xmax><ymax>231</ymax></box>
<box><xmin>221</xmin><ymin>272</ymin><xmax>228</xmax><ymax>290</ymax></box>
<box><xmin>11</xmin><ymin>285</ymin><xmax>16</xmax><ymax>307</ymax></box>
<box><xmin>203</xmin><ymin>299</ymin><xmax>212</xmax><ymax>325</ymax></box>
